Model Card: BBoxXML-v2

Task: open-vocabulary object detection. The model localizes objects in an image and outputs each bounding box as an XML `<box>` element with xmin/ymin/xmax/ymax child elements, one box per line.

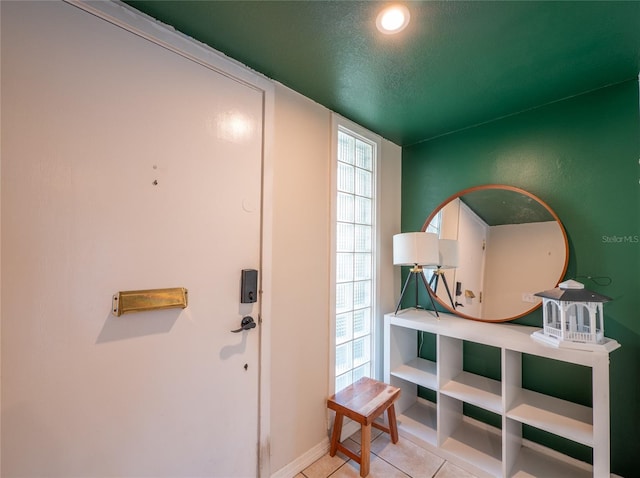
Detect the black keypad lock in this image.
<box><xmin>241</xmin><ymin>269</ymin><xmax>258</xmax><ymax>303</ymax></box>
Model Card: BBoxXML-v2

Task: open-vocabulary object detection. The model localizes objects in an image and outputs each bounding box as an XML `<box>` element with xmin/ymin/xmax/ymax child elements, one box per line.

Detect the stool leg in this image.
<box><xmin>329</xmin><ymin>412</ymin><xmax>344</xmax><ymax>457</ymax></box>
<box><xmin>387</xmin><ymin>404</ymin><xmax>399</xmax><ymax>444</ymax></box>
<box><xmin>360</xmin><ymin>423</ymin><xmax>371</xmax><ymax>477</ymax></box>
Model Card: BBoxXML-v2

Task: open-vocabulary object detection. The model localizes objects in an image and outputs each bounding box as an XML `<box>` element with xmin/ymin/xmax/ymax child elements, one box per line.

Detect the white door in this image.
<box><xmin>2</xmin><ymin>2</ymin><xmax>263</xmax><ymax>477</ymax></box>
<box><xmin>456</xmin><ymin>202</ymin><xmax>488</xmax><ymax>318</ymax></box>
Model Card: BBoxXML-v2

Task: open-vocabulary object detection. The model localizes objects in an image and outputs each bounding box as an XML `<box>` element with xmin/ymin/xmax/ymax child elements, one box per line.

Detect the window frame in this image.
<box><xmin>330</xmin><ymin>114</ymin><xmax>382</xmax><ymax>396</ymax></box>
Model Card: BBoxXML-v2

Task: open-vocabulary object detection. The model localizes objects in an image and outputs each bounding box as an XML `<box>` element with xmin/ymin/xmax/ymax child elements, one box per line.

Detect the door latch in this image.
<box><xmin>231</xmin><ymin>316</ymin><xmax>256</xmax><ymax>333</ymax></box>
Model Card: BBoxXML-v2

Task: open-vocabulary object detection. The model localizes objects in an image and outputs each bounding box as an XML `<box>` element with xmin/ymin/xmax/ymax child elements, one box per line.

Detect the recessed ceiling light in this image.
<box><xmin>376</xmin><ymin>4</ymin><xmax>410</xmax><ymax>34</ymax></box>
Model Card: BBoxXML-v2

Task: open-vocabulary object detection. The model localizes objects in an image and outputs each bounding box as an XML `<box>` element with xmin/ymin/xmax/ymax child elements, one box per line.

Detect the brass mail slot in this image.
<box><xmin>112</xmin><ymin>287</ymin><xmax>188</xmax><ymax>316</ymax></box>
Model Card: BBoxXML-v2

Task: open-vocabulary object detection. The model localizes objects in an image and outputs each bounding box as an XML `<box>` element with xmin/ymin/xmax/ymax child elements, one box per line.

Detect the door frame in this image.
<box><xmin>66</xmin><ymin>1</ymin><xmax>274</xmax><ymax>475</ymax></box>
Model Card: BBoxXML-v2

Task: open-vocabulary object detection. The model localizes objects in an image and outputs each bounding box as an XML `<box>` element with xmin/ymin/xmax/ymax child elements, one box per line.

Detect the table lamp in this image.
<box><xmin>393</xmin><ymin>232</ymin><xmax>440</xmax><ymax>315</ymax></box>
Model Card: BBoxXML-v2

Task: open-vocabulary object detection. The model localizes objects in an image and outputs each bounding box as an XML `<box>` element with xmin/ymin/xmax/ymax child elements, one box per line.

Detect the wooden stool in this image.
<box><xmin>327</xmin><ymin>377</ymin><xmax>400</xmax><ymax>477</ymax></box>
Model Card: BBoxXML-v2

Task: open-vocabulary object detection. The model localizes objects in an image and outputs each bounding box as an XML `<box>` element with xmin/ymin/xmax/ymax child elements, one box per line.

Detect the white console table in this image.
<box><xmin>384</xmin><ymin>310</ymin><xmax>620</xmax><ymax>478</ymax></box>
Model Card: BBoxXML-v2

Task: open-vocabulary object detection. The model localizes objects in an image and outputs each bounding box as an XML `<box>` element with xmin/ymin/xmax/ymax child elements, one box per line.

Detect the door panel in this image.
<box><xmin>455</xmin><ymin>202</ymin><xmax>488</xmax><ymax>318</ymax></box>
<box><xmin>1</xmin><ymin>2</ymin><xmax>262</xmax><ymax>476</ymax></box>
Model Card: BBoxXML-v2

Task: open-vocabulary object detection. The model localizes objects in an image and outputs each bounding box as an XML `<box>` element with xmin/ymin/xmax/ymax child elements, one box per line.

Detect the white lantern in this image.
<box><xmin>531</xmin><ymin>279</ymin><xmax>619</xmax><ymax>352</ymax></box>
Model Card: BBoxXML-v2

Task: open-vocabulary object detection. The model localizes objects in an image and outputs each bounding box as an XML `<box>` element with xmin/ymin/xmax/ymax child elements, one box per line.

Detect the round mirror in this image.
<box><xmin>422</xmin><ymin>185</ymin><xmax>568</xmax><ymax>322</ymax></box>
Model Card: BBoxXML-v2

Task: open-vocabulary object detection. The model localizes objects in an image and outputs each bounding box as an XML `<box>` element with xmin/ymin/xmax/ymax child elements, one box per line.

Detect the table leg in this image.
<box><xmin>329</xmin><ymin>412</ymin><xmax>343</xmax><ymax>457</ymax></box>
<box><xmin>360</xmin><ymin>423</ymin><xmax>371</xmax><ymax>477</ymax></box>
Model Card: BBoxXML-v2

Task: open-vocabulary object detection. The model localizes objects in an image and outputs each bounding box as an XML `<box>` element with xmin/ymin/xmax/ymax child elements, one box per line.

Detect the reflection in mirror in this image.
<box><xmin>423</xmin><ymin>185</ymin><xmax>568</xmax><ymax>322</ymax></box>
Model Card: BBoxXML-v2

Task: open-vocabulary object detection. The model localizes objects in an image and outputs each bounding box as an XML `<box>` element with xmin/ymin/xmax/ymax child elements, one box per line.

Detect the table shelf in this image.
<box><xmin>390</xmin><ymin>357</ymin><xmax>437</xmax><ymax>390</ymax></box>
<box><xmin>441</xmin><ymin>371</ymin><xmax>502</xmax><ymax>414</ymax></box>
<box><xmin>384</xmin><ymin>310</ymin><xmax>619</xmax><ymax>477</ymax></box>
<box><xmin>507</xmin><ymin>388</ymin><xmax>593</xmax><ymax>447</ymax></box>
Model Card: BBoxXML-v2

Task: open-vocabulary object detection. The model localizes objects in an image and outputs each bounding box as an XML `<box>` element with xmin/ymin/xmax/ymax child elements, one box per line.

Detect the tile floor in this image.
<box><xmin>296</xmin><ymin>429</ymin><xmax>477</xmax><ymax>478</ymax></box>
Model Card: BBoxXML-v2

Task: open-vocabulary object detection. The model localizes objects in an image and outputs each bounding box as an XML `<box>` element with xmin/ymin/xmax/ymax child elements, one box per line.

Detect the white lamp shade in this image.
<box><xmin>438</xmin><ymin>239</ymin><xmax>459</xmax><ymax>269</ymax></box>
<box><xmin>393</xmin><ymin>232</ymin><xmax>439</xmax><ymax>266</ymax></box>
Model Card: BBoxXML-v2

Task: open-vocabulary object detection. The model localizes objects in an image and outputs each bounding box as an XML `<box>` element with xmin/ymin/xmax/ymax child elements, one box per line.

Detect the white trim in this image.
<box><xmin>329</xmin><ymin>113</ymin><xmax>383</xmax><ymax>408</ymax></box>
<box><xmin>0</xmin><ymin>2</ymin><xmax>3</xmax><ymax>470</ymax></box>
<box><xmin>329</xmin><ymin>115</ymin><xmax>339</xmax><ymax>428</ymax></box>
<box><xmin>269</xmin><ymin>437</ymin><xmax>330</xmax><ymax>478</ymax></box>
<box><xmin>258</xmin><ymin>65</ymin><xmax>276</xmax><ymax>478</ymax></box>
<box><xmin>64</xmin><ymin>2</ymin><xmax>275</xmax><ymax>476</ymax></box>
<box><xmin>65</xmin><ymin>1</ymin><xmax>271</xmax><ymax>92</ymax></box>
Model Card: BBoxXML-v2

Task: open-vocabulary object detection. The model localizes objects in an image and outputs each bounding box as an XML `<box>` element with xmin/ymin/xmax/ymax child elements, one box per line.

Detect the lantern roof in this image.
<box><xmin>535</xmin><ymin>279</ymin><xmax>612</xmax><ymax>302</ymax></box>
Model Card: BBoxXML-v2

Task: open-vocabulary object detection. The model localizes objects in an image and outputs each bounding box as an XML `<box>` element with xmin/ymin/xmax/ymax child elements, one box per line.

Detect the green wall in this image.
<box><xmin>402</xmin><ymin>79</ymin><xmax>639</xmax><ymax>476</ymax></box>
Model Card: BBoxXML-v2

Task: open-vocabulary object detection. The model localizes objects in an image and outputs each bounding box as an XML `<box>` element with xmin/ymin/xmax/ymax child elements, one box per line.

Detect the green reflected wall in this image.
<box><xmin>403</xmin><ymin>79</ymin><xmax>639</xmax><ymax>476</ymax></box>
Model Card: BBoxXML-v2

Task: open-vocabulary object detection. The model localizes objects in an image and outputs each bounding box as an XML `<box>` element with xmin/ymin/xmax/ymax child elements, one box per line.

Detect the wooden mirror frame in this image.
<box><xmin>422</xmin><ymin>184</ymin><xmax>569</xmax><ymax>322</ymax></box>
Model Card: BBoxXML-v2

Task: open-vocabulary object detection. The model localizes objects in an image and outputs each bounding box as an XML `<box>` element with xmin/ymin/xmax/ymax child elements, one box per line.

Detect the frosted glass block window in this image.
<box><xmin>338</xmin><ymin>162</ymin><xmax>355</xmax><ymax>194</ymax></box>
<box><xmin>337</xmin><ymin>192</ymin><xmax>355</xmax><ymax>223</ymax></box>
<box><xmin>334</xmin><ymin>127</ymin><xmax>376</xmax><ymax>393</ymax></box>
<box><xmin>335</xmin><ymin>371</ymin><xmax>352</xmax><ymax>393</ymax></box>
<box><xmin>335</xmin><ymin>342</ymin><xmax>353</xmax><ymax>376</ymax></box>
<box><xmin>336</xmin><ymin>312</ymin><xmax>353</xmax><ymax>345</ymax></box>
<box><xmin>355</xmin><ymin>168</ymin><xmax>372</xmax><ymax>198</ymax></box>
<box><xmin>335</xmin><ymin>283</ymin><xmax>353</xmax><ymax>314</ymax></box>
<box><xmin>354</xmin><ymin>253</ymin><xmax>371</xmax><ymax>280</ymax></box>
<box><xmin>426</xmin><ymin>210</ymin><xmax>442</xmax><ymax>235</ymax></box>
<box><xmin>354</xmin><ymin>225</ymin><xmax>371</xmax><ymax>252</ymax></box>
<box><xmin>336</xmin><ymin>253</ymin><xmax>354</xmax><ymax>283</ymax></box>
<box><xmin>353</xmin><ymin>281</ymin><xmax>371</xmax><ymax>309</ymax></box>
<box><xmin>355</xmin><ymin>141</ymin><xmax>372</xmax><ymax>170</ymax></box>
<box><xmin>353</xmin><ymin>308</ymin><xmax>371</xmax><ymax>338</ymax></box>
<box><xmin>425</xmin><ymin>210</ymin><xmax>442</xmax><ymax>284</ymax></box>
<box><xmin>354</xmin><ymin>196</ymin><xmax>372</xmax><ymax>225</ymax></box>
<box><xmin>353</xmin><ymin>336</ymin><xmax>370</xmax><ymax>367</ymax></box>
<box><xmin>336</xmin><ymin>223</ymin><xmax>354</xmax><ymax>252</ymax></box>
<box><xmin>339</xmin><ymin>132</ymin><xmax>355</xmax><ymax>165</ymax></box>
<box><xmin>352</xmin><ymin>364</ymin><xmax>369</xmax><ymax>383</ymax></box>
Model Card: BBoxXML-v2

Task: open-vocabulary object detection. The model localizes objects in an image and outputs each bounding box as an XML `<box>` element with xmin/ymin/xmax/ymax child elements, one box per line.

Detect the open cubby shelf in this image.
<box><xmin>384</xmin><ymin>310</ymin><xmax>620</xmax><ymax>478</ymax></box>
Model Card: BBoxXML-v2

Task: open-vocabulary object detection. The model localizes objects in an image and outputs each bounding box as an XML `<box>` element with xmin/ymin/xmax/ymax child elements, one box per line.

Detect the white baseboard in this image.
<box><xmin>270</xmin><ymin>437</ymin><xmax>330</xmax><ymax>478</ymax></box>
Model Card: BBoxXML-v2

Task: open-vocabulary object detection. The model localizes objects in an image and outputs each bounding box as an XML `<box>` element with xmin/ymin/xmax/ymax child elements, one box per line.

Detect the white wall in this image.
<box><xmin>377</xmin><ymin>140</ymin><xmax>402</xmax><ymax>380</ymax></box>
<box><xmin>268</xmin><ymin>84</ymin><xmax>402</xmax><ymax>475</ymax></box>
<box><xmin>483</xmin><ymin>221</ymin><xmax>566</xmax><ymax>318</ymax></box>
<box><xmin>269</xmin><ymin>84</ymin><xmax>332</xmax><ymax>474</ymax></box>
